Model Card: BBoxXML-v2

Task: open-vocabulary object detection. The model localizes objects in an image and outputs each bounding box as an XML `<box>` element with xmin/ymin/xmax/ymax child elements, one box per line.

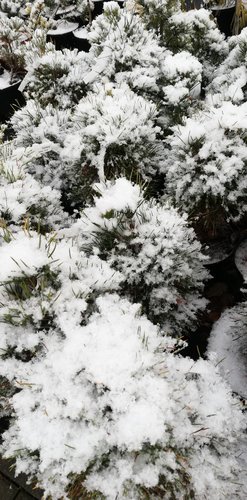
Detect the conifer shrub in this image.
<box><xmin>0</xmin><ymin>141</ymin><xmax>67</xmax><ymax>231</ymax></box>
<box><xmin>209</xmin><ymin>27</ymin><xmax>247</xmax><ymax>104</ymax></box>
<box><xmin>87</xmin><ymin>2</ymin><xmax>202</xmax><ymax>129</ymax></box>
<box><xmin>23</xmin><ymin>49</ymin><xmax>90</xmax><ymax>107</ymax></box>
<box><xmin>0</xmin><ymin>2</ymin><xmax>246</xmax><ymax>499</ymax></box>
<box><xmin>67</xmin><ymin>178</ymin><xmax>208</xmax><ymax>333</ymax></box>
<box><xmin>0</xmin><ymin>291</ymin><xmax>244</xmax><ymax>499</ymax></box>
<box><xmin>63</xmin><ymin>84</ymin><xmax>162</xmax><ymax>183</ymax></box>
<box><xmin>136</xmin><ymin>1</ymin><xmax>228</xmax><ymax>85</ymax></box>
<box><xmin>163</xmin><ymin>101</ymin><xmax>247</xmax><ymax>235</ymax></box>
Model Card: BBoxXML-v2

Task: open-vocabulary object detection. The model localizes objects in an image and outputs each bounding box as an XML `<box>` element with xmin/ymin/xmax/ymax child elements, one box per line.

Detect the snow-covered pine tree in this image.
<box><xmin>162</xmin><ymin>100</ymin><xmax>247</xmax><ymax>241</ymax></box>
<box><xmin>69</xmin><ymin>177</ymin><xmax>208</xmax><ymax>333</ymax></box>
<box><xmin>0</xmin><ymin>2</ymin><xmax>246</xmax><ymax>499</ymax></box>
<box><xmin>10</xmin><ymin>101</ymin><xmax>73</xmax><ymax>200</ymax></box>
<box><xmin>0</xmin><ymin>3</ymin><xmax>56</xmax><ymax>86</ymax></box>
<box><xmin>0</xmin><ymin>0</ymin><xmax>23</xmax><ymax>16</ymax></box>
<box><xmin>135</xmin><ymin>1</ymin><xmax>228</xmax><ymax>86</ymax></box>
<box><xmin>0</xmin><ymin>288</ymin><xmax>245</xmax><ymax>499</ymax></box>
<box><xmin>209</xmin><ymin>26</ymin><xmax>247</xmax><ymax>104</ymax></box>
<box><xmin>21</xmin><ymin>48</ymin><xmax>90</xmax><ymax>107</ymax></box>
<box><xmin>86</xmin><ymin>2</ymin><xmax>202</xmax><ymax>129</ymax></box>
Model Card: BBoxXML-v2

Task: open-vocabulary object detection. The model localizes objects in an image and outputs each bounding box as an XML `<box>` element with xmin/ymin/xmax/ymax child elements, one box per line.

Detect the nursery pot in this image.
<box><xmin>92</xmin><ymin>0</ymin><xmax>105</xmax><ymax>17</ymax></box>
<box><xmin>0</xmin><ymin>77</ymin><xmax>25</xmax><ymax>123</ymax></box>
<box><xmin>55</xmin><ymin>5</ymin><xmax>88</xmax><ymax>25</ymax></box>
<box><xmin>47</xmin><ymin>21</ymin><xmax>79</xmax><ymax>50</ymax></box>
<box><xmin>193</xmin><ymin>206</ymin><xmax>236</xmax><ymax>264</ymax></box>
<box><xmin>210</xmin><ymin>1</ymin><xmax>236</xmax><ymax>36</ymax></box>
<box><xmin>92</xmin><ymin>0</ymin><xmax>124</xmax><ymax>18</ymax></box>
<box><xmin>185</xmin><ymin>0</ymin><xmax>203</xmax><ymax>8</ymax></box>
<box><xmin>73</xmin><ymin>27</ymin><xmax>91</xmax><ymax>52</ymax></box>
<box><xmin>203</xmin><ymin>238</ymin><xmax>235</xmax><ymax>265</ymax></box>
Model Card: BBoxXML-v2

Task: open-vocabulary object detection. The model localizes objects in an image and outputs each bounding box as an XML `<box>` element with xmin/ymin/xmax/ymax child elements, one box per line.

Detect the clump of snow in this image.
<box><xmin>94</xmin><ymin>177</ymin><xmax>141</xmax><ymax>213</ymax></box>
<box><xmin>0</xmin><ymin>232</ymin><xmax>52</xmax><ymax>282</ymax></box>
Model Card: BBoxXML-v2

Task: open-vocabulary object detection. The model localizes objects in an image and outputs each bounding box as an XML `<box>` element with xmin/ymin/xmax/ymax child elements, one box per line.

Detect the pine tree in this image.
<box><xmin>0</xmin><ymin>2</ymin><xmax>246</xmax><ymax>499</ymax></box>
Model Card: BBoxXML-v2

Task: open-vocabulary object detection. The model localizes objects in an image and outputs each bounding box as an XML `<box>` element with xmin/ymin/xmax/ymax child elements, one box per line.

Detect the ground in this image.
<box><xmin>0</xmin><ymin>457</ymin><xmax>42</xmax><ymax>500</ymax></box>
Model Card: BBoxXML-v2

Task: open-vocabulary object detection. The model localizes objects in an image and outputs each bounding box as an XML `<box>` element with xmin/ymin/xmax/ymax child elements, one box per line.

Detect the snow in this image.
<box><xmin>164</xmin><ymin>101</ymin><xmax>247</xmax><ymax>220</ymax></box>
<box><xmin>0</xmin><ymin>233</ymin><xmax>51</xmax><ymax>282</ymax></box>
<box><xmin>47</xmin><ymin>21</ymin><xmax>79</xmax><ymax>36</ymax></box>
<box><xmin>0</xmin><ymin>1</ymin><xmax>247</xmax><ymax>499</ymax></box>
<box><xmin>0</xmin><ymin>69</ymin><xmax>16</xmax><ymax>89</ymax></box>
<box><xmin>1</xmin><ymin>292</ymin><xmax>245</xmax><ymax>499</ymax></box>
<box><xmin>207</xmin><ymin>304</ymin><xmax>247</xmax><ymax>399</ymax></box>
<box><xmin>94</xmin><ymin>178</ymin><xmax>141</xmax><ymax>213</ymax></box>
<box><xmin>73</xmin><ymin>27</ymin><xmax>89</xmax><ymax>39</ymax></box>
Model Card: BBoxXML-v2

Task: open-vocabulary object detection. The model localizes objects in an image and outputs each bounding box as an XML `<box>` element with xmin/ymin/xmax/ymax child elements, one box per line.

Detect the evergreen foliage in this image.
<box><xmin>0</xmin><ymin>1</ymin><xmax>246</xmax><ymax>499</ymax></box>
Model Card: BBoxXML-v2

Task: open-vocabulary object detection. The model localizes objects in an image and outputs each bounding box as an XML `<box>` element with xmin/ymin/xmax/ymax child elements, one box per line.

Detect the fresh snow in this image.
<box><xmin>0</xmin><ymin>1</ymin><xmax>246</xmax><ymax>499</ymax></box>
<box><xmin>47</xmin><ymin>21</ymin><xmax>79</xmax><ymax>35</ymax></box>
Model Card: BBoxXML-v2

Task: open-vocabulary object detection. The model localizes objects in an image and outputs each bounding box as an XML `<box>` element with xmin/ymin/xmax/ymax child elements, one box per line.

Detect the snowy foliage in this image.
<box><xmin>23</xmin><ymin>28</ymin><xmax>55</xmax><ymax>67</ymax></box>
<box><xmin>0</xmin><ymin>15</ymin><xmax>27</xmax><ymax>78</ymax></box>
<box><xmin>3</xmin><ymin>0</ymin><xmax>93</xmax><ymax>20</ymax></box>
<box><xmin>87</xmin><ymin>2</ymin><xmax>166</xmax><ymax>94</ymax></box>
<box><xmin>209</xmin><ymin>27</ymin><xmax>247</xmax><ymax>104</ymax></box>
<box><xmin>11</xmin><ymin>83</ymin><xmax>162</xmax><ymax>206</ymax></box>
<box><xmin>0</xmin><ymin>291</ymin><xmax>245</xmax><ymax>499</ymax></box>
<box><xmin>63</xmin><ymin>84</ymin><xmax>162</xmax><ymax>183</ymax></box>
<box><xmin>23</xmin><ymin>49</ymin><xmax>90</xmax><ymax>108</ymax></box>
<box><xmin>0</xmin><ymin>0</ymin><xmax>23</xmax><ymax>16</ymax></box>
<box><xmin>136</xmin><ymin>2</ymin><xmax>228</xmax><ymax>84</ymax></box>
<box><xmin>0</xmin><ymin>1</ymin><xmax>246</xmax><ymax>499</ymax></box>
<box><xmin>166</xmin><ymin>9</ymin><xmax>228</xmax><ymax>84</ymax></box>
<box><xmin>163</xmin><ymin>101</ymin><xmax>247</xmax><ymax>222</ymax></box>
<box><xmin>87</xmin><ymin>2</ymin><xmax>202</xmax><ymax>127</ymax></box>
<box><xmin>66</xmin><ymin>178</ymin><xmax>208</xmax><ymax>333</ymax></box>
<box><xmin>10</xmin><ymin>100</ymin><xmax>73</xmax><ymax>196</ymax></box>
<box><xmin>158</xmin><ymin>50</ymin><xmax>202</xmax><ymax>128</ymax></box>
<box><xmin>133</xmin><ymin>0</ymin><xmax>181</xmax><ymax>30</ymax></box>
<box><xmin>0</xmin><ymin>231</ymin><xmax>122</xmax><ymax>373</ymax></box>
<box><xmin>0</xmin><ymin>10</ymin><xmax>56</xmax><ymax>82</ymax></box>
<box><xmin>0</xmin><ymin>141</ymin><xmax>67</xmax><ymax>231</ymax></box>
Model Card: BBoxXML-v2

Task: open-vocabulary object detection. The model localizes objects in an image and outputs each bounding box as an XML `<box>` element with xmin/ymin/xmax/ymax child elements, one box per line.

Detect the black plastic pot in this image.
<box><xmin>47</xmin><ymin>21</ymin><xmax>79</xmax><ymax>50</ymax></box>
<box><xmin>92</xmin><ymin>0</ymin><xmax>104</xmax><ymax>17</ymax></box>
<box><xmin>0</xmin><ymin>80</ymin><xmax>25</xmax><ymax>123</ymax></box>
<box><xmin>212</xmin><ymin>6</ymin><xmax>235</xmax><ymax>37</ymax></box>
<box><xmin>48</xmin><ymin>31</ymin><xmax>74</xmax><ymax>49</ymax></box>
<box><xmin>92</xmin><ymin>0</ymin><xmax>124</xmax><ymax>18</ymax></box>
<box><xmin>185</xmin><ymin>0</ymin><xmax>203</xmax><ymax>8</ymax></box>
<box><xmin>73</xmin><ymin>28</ymin><xmax>91</xmax><ymax>52</ymax></box>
